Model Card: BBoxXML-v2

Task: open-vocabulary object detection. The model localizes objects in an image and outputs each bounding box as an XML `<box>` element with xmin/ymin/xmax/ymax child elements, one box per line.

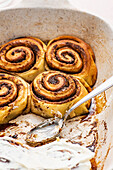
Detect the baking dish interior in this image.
<box><xmin>0</xmin><ymin>7</ymin><xmax>113</xmax><ymax>169</ymax></box>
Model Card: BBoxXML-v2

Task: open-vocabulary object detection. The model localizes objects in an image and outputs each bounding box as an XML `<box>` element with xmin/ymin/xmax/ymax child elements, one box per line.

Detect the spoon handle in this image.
<box><xmin>64</xmin><ymin>76</ymin><xmax>113</xmax><ymax>120</ymax></box>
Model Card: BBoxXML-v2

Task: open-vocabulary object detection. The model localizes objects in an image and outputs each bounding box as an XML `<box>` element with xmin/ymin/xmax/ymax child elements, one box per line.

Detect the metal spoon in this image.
<box><xmin>26</xmin><ymin>76</ymin><xmax>113</xmax><ymax>146</ymax></box>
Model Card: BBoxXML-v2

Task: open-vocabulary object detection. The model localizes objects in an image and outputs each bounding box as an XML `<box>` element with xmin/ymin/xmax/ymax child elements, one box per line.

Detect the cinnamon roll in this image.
<box><xmin>0</xmin><ymin>73</ymin><xmax>30</xmax><ymax>124</ymax></box>
<box><xmin>0</xmin><ymin>37</ymin><xmax>46</xmax><ymax>82</ymax></box>
<box><xmin>30</xmin><ymin>71</ymin><xmax>91</xmax><ymax>118</ymax></box>
<box><xmin>45</xmin><ymin>36</ymin><xmax>97</xmax><ymax>86</ymax></box>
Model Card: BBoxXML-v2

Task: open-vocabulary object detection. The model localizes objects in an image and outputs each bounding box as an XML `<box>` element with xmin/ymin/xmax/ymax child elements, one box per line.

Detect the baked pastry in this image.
<box><xmin>0</xmin><ymin>73</ymin><xmax>30</xmax><ymax>124</ymax></box>
<box><xmin>45</xmin><ymin>36</ymin><xmax>97</xmax><ymax>86</ymax></box>
<box><xmin>0</xmin><ymin>37</ymin><xmax>46</xmax><ymax>82</ymax></box>
<box><xmin>30</xmin><ymin>71</ymin><xmax>91</xmax><ymax>118</ymax></box>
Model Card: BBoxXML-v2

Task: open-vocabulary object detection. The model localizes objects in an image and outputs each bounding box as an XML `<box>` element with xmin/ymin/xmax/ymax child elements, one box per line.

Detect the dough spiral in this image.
<box><xmin>0</xmin><ymin>37</ymin><xmax>46</xmax><ymax>82</ymax></box>
<box><xmin>31</xmin><ymin>71</ymin><xmax>91</xmax><ymax>118</ymax></box>
<box><xmin>45</xmin><ymin>36</ymin><xmax>97</xmax><ymax>86</ymax></box>
<box><xmin>0</xmin><ymin>73</ymin><xmax>30</xmax><ymax>124</ymax></box>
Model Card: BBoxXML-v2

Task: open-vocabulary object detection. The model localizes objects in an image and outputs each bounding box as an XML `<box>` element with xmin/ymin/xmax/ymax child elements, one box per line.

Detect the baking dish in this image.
<box><xmin>0</xmin><ymin>0</ymin><xmax>113</xmax><ymax>169</ymax></box>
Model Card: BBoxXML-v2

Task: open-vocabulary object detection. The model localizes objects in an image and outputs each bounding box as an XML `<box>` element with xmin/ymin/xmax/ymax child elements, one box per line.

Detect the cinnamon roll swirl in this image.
<box><xmin>45</xmin><ymin>36</ymin><xmax>97</xmax><ymax>86</ymax></box>
<box><xmin>31</xmin><ymin>71</ymin><xmax>91</xmax><ymax>118</ymax></box>
<box><xmin>0</xmin><ymin>37</ymin><xmax>46</xmax><ymax>82</ymax></box>
<box><xmin>0</xmin><ymin>73</ymin><xmax>30</xmax><ymax>124</ymax></box>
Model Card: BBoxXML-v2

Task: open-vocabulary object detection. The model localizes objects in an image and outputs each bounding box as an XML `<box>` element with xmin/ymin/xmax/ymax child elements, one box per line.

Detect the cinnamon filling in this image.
<box><xmin>0</xmin><ymin>80</ymin><xmax>18</xmax><ymax>107</ymax></box>
<box><xmin>32</xmin><ymin>72</ymin><xmax>80</xmax><ymax>103</ymax></box>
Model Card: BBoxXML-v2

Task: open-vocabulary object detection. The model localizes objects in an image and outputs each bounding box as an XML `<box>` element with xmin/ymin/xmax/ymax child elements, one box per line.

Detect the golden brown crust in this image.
<box><xmin>30</xmin><ymin>71</ymin><xmax>91</xmax><ymax>118</ymax></box>
<box><xmin>0</xmin><ymin>73</ymin><xmax>30</xmax><ymax>124</ymax></box>
<box><xmin>0</xmin><ymin>36</ymin><xmax>97</xmax><ymax>122</ymax></box>
<box><xmin>45</xmin><ymin>36</ymin><xmax>97</xmax><ymax>86</ymax></box>
<box><xmin>0</xmin><ymin>37</ymin><xmax>46</xmax><ymax>82</ymax></box>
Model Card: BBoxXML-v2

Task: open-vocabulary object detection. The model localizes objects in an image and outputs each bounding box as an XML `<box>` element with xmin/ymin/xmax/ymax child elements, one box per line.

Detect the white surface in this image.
<box><xmin>0</xmin><ymin>0</ymin><xmax>22</xmax><ymax>8</ymax></box>
<box><xmin>68</xmin><ymin>0</ymin><xmax>113</xmax><ymax>29</ymax></box>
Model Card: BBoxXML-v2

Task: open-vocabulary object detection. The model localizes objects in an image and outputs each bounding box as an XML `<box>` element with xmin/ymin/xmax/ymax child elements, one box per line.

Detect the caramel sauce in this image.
<box><xmin>95</xmin><ymin>91</ymin><xmax>107</xmax><ymax>114</ymax></box>
<box><xmin>67</xmin><ymin>93</ymin><xmax>107</xmax><ymax>170</ymax></box>
<box><xmin>91</xmin><ymin>158</ymin><xmax>97</xmax><ymax>170</ymax></box>
<box><xmin>0</xmin><ymin>123</ymin><xmax>17</xmax><ymax>131</ymax></box>
<box><xmin>101</xmin><ymin>143</ymin><xmax>112</xmax><ymax>170</ymax></box>
<box><xmin>80</xmin><ymin>91</ymin><xmax>107</xmax><ymax>123</ymax></box>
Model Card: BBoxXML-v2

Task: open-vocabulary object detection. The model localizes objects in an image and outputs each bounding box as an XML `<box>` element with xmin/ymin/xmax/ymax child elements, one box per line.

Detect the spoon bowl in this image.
<box><xmin>26</xmin><ymin>118</ymin><xmax>63</xmax><ymax>146</ymax></box>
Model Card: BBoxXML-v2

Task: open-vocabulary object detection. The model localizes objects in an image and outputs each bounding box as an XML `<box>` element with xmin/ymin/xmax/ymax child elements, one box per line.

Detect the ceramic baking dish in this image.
<box><xmin>0</xmin><ymin>0</ymin><xmax>113</xmax><ymax>169</ymax></box>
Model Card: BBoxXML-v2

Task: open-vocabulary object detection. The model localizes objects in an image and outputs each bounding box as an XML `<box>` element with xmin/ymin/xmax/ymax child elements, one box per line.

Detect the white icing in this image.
<box><xmin>0</xmin><ymin>138</ymin><xmax>94</xmax><ymax>170</ymax></box>
<box><xmin>13</xmin><ymin>105</ymin><xmax>19</xmax><ymax>109</ymax></box>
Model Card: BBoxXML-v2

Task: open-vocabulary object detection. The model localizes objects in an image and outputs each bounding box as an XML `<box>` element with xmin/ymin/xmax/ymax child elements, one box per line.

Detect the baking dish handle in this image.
<box><xmin>0</xmin><ymin>0</ymin><xmax>75</xmax><ymax>10</ymax></box>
